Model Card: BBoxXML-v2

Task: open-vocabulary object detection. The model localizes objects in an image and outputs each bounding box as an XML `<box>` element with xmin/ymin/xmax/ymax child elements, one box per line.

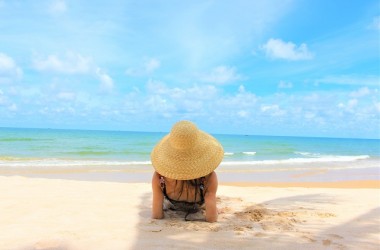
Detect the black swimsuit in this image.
<box><xmin>160</xmin><ymin>176</ymin><xmax>205</xmax><ymax>220</ymax></box>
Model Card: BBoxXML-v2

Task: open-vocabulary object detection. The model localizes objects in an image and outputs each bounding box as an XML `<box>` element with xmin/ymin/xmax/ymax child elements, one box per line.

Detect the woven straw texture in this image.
<box><xmin>151</xmin><ymin>121</ymin><xmax>224</xmax><ymax>180</ymax></box>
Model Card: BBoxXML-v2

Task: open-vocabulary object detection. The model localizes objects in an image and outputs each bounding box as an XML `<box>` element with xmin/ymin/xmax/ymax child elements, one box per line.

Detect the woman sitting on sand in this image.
<box><xmin>151</xmin><ymin>120</ymin><xmax>224</xmax><ymax>223</ymax></box>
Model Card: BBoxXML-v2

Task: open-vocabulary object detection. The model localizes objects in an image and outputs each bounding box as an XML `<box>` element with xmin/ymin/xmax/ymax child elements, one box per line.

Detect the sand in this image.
<box><xmin>0</xmin><ymin>176</ymin><xmax>379</xmax><ymax>250</ymax></box>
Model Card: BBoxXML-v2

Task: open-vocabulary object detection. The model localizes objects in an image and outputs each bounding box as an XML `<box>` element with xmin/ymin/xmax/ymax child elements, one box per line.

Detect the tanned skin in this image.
<box><xmin>151</xmin><ymin>171</ymin><xmax>218</xmax><ymax>223</ymax></box>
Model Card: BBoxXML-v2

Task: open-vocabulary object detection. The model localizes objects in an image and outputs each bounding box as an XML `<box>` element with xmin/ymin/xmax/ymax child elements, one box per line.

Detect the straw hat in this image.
<box><xmin>151</xmin><ymin>120</ymin><xmax>224</xmax><ymax>180</ymax></box>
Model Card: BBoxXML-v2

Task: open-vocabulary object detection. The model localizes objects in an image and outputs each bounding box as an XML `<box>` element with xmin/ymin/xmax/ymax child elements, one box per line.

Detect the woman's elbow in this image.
<box><xmin>152</xmin><ymin>211</ymin><xmax>164</xmax><ymax>219</ymax></box>
<box><xmin>205</xmin><ymin>213</ymin><xmax>218</xmax><ymax>223</ymax></box>
<box><xmin>205</xmin><ymin>205</ymin><xmax>218</xmax><ymax>222</ymax></box>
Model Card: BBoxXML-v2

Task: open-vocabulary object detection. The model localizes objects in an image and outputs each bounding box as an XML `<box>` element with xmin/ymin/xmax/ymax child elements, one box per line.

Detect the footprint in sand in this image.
<box><xmin>321</xmin><ymin>234</ymin><xmax>345</xmax><ymax>248</ymax></box>
<box><xmin>327</xmin><ymin>234</ymin><xmax>344</xmax><ymax>239</ymax></box>
<box><xmin>234</xmin><ymin>205</ymin><xmax>268</xmax><ymax>222</ymax></box>
<box><xmin>322</xmin><ymin>239</ymin><xmax>332</xmax><ymax>246</ymax></box>
<box><xmin>233</xmin><ymin>205</ymin><xmax>302</xmax><ymax>232</ymax></box>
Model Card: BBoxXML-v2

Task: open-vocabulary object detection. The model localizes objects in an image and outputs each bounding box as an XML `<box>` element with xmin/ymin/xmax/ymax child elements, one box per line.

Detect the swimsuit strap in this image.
<box><xmin>199</xmin><ymin>177</ymin><xmax>205</xmax><ymax>204</ymax></box>
<box><xmin>159</xmin><ymin>175</ymin><xmax>165</xmax><ymax>190</ymax></box>
<box><xmin>159</xmin><ymin>175</ymin><xmax>169</xmax><ymax>199</ymax></box>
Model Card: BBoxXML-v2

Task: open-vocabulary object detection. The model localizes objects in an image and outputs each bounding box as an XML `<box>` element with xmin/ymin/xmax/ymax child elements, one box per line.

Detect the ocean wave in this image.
<box><xmin>242</xmin><ymin>151</ymin><xmax>256</xmax><ymax>155</ymax></box>
<box><xmin>221</xmin><ymin>155</ymin><xmax>371</xmax><ymax>166</ymax></box>
<box><xmin>0</xmin><ymin>155</ymin><xmax>372</xmax><ymax>169</ymax></box>
<box><xmin>0</xmin><ymin>137</ymin><xmax>52</xmax><ymax>142</ymax></box>
<box><xmin>0</xmin><ymin>158</ymin><xmax>152</xmax><ymax>168</ymax></box>
<box><xmin>65</xmin><ymin>151</ymin><xmax>116</xmax><ymax>156</ymax></box>
<box><xmin>224</xmin><ymin>152</ymin><xmax>234</xmax><ymax>156</ymax></box>
<box><xmin>294</xmin><ymin>151</ymin><xmax>321</xmax><ymax>157</ymax></box>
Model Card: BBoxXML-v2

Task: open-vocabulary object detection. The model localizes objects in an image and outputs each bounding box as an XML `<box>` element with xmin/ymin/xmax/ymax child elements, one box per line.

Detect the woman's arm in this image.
<box><xmin>204</xmin><ymin>171</ymin><xmax>218</xmax><ymax>223</ymax></box>
<box><xmin>151</xmin><ymin>171</ymin><xmax>164</xmax><ymax>219</ymax></box>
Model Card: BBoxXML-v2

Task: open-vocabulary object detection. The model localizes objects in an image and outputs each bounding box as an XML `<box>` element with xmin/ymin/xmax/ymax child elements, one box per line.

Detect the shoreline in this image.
<box><xmin>1</xmin><ymin>173</ymin><xmax>379</xmax><ymax>189</ymax></box>
<box><xmin>1</xmin><ymin>158</ymin><xmax>379</xmax><ymax>190</ymax></box>
<box><xmin>220</xmin><ymin>180</ymin><xmax>380</xmax><ymax>189</ymax></box>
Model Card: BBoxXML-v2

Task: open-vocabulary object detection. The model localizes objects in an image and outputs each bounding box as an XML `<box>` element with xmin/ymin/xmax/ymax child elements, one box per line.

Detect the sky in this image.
<box><xmin>0</xmin><ymin>0</ymin><xmax>379</xmax><ymax>138</ymax></box>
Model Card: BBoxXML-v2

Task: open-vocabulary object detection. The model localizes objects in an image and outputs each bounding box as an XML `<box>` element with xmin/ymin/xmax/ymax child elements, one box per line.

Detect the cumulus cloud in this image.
<box><xmin>0</xmin><ymin>89</ymin><xmax>6</xmax><ymax>105</ymax></box>
<box><xmin>262</xmin><ymin>38</ymin><xmax>313</xmax><ymax>61</ymax></box>
<box><xmin>350</xmin><ymin>87</ymin><xmax>370</xmax><ymax>98</ymax></box>
<box><xmin>8</xmin><ymin>103</ymin><xmax>17</xmax><ymax>111</ymax></box>
<box><xmin>375</xmin><ymin>102</ymin><xmax>380</xmax><ymax>113</ymax></box>
<box><xmin>316</xmin><ymin>75</ymin><xmax>380</xmax><ymax>86</ymax></box>
<box><xmin>146</xmin><ymin>79</ymin><xmax>218</xmax><ymax>101</ymax></box>
<box><xmin>49</xmin><ymin>0</ymin><xmax>67</xmax><ymax>15</ymax></box>
<box><xmin>278</xmin><ymin>80</ymin><xmax>293</xmax><ymax>89</ymax></box>
<box><xmin>57</xmin><ymin>91</ymin><xmax>76</xmax><ymax>101</ymax></box>
<box><xmin>260</xmin><ymin>104</ymin><xmax>287</xmax><ymax>116</ymax></box>
<box><xmin>200</xmin><ymin>66</ymin><xmax>242</xmax><ymax>84</ymax></box>
<box><xmin>136</xmin><ymin>79</ymin><xmax>223</xmax><ymax>118</ymax></box>
<box><xmin>0</xmin><ymin>89</ymin><xmax>17</xmax><ymax>111</ymax></box>
<box><xmin>145</xmin><ymin>58</ymin><xmax>160</xmax><ymax>73</ymax></box>
<box><xmin>126</xmin><ymin>58</ymin><xmax>161</xmax><ymax>76</ymax></box>
<box><xmin>215</xmin><ymin>85</ymin><xmax>257</xmax><ymax>118</ymax></box>
<box><xmin>368</xmin><ymin>16</ymin><xmax>380</xmax><ymax>30</ymax></box>
<box><xmin>33</xmin><ymin>52</ymin><xmax>92</xmax><ymax>74</ymax></box>
<box><xmin>0</xmin><ymin>53</ymin><xmax>23</xmax><ymax>83</ymax></box>
<box><xmin>33</xmin><ymin>52</ymin><xmax>115</xmax><ymax>93</ymax></box>
<box><xmin>338</xmin><ymin>99</ymin><xmax>359</xmax><ymax>113</ymax></box>
<box><xmin>96</xmin><ymin>68</ymin><xmax>114</xmax><ymax>93</ymax></box>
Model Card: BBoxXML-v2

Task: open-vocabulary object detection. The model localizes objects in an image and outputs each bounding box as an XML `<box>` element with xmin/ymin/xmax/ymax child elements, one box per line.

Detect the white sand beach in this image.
<box><xmin>0</xmin><ymin>176</ymin><xmax>379</xmax><ymax>250</ymax></box>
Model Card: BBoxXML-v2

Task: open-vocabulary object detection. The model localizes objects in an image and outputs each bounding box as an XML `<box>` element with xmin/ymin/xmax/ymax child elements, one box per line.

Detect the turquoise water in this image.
<box><xmin>0</xmin><ymin>127</ymin><xmax>379</xmax><ymax>173</ymax></box>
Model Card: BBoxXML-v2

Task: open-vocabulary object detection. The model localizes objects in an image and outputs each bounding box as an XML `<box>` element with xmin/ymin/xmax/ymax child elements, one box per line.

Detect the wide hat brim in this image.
<box><xmin>151</xmin><ymin>129</ymin><xmax>224</xmax><ymax>180</ymax></box>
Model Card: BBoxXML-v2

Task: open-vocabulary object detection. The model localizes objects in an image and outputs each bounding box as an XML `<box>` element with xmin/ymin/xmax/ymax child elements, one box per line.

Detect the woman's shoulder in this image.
<box><xmin>152</xmin><ymin>171</ymin><xmax>162</xmax><ymax>187</ymax></box>
<box><xmin>207</xmin><ymin>171</ymin><xmax>217</xmax><ymax>181</ymax></box>
<box><xmin>205</xmin><ymin>171</ymin><xmax>218</xmax><ymax>190</ymax></box>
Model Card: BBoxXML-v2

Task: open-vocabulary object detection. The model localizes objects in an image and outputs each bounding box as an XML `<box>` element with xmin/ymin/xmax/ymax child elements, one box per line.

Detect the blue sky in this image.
<box><xmin>0</xmin><ymin>0</ymin><xmax>379</xmax><ymax>138</ymax></box>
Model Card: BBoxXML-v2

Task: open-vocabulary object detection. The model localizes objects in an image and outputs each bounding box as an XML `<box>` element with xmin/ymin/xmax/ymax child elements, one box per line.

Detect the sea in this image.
<box><xmin>1</xmin><ymin>127</ymin><xmax>379</xmax><ymax>182</ymax></box>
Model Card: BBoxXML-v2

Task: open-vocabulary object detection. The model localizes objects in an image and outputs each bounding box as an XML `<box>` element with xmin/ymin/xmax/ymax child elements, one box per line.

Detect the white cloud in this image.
<box><xmin>0</xmin><ymin>89</ymin><xmax>17</xmax><ymax>111</ymax></box>
<box><xmin>200</xmin><ymin>66</ymin><xmax>242</xmax><ymax>84</ymax></box>
<box><xmin>33</xmin><ymin>52</ymin><xmax>92</xmax><ymax>74</ymax></box>
<box><xmin>8</xmin><ymin>103</ymin><xmax>17</xmax><ymax>111</ymax></box>
<box><xmin>0</xmin><ymin>53</ymin><xmax>22</xmax><ymax>83</ymax></box>
<box><xmin>260</xmin><ymin>104</ymin><xmax>286</xmax><ymax>116</ymax></box>
<box><xmin>304</xmin><ymin>112</ymin><xmax>316</xmax><ymax>120</ymax></box>
<box><xmin>278</xmin><ymin>80</ymin><xmax>293</xmax><ymax>89</ymax></box>
<box><xmin>375</xmin><ymin>102</ymin><xmax>380</xmax><ymax>113</ymax></box>
<box><xmin>0</xmin><ymin>89</ymin><xmax>6</xmax><ymax>105</ymax></box>
<box><xmin>368</xmin><ymin>16</ymin><xmax>380</xmax><ymax>30</ymax></box>
<box><xmin>57</xmin><ymin>91</ymin><xmax>76</xmax><ymax>101</ymax></box>
<box><xmin>338</xmin><ymin>98</ymin><xmax>358</xmax><ymax>113</ymax></box>
<box><xmin>147</xmin><ymin>79</ymin><xmax>218</xmax><ymax>101</ymax></box>
<box><xmin>144</xmin><ymin>95</ymin><xmax>175</xmax><ymax>118</ymax></box>
<box><xmin>237</xmin><ymin>110</ymin><xmax>249</xmax><ymax>118</ymax></box>
<box><xmin>49</xmin><ymin>0</ymin><xmax>67</xmax><ymax>15</ymax></box>
<box><xmin>316</xmin><ymin>75</ymin><xmax>380</xmax><ymax>86</ymax></box>
<box><xmin>347</xmin><ymin>99</ymin><xmax>358</xmax><ymax>108</ymax></box>
<box><xmin>138</xmin><ymin>80</ymin><xmax>223</xmax><ymax>117</ymax></box>
<box><xmin>145</xmin><ymin>58</ymin><xmax>160</xmax><ymax>73</ymax></box>
<box><xmin>262</xmin><ymin>38</ymin><xmax>313</xmax><ymax>61</ymax></box>
<box><xmin>215</xmin><ymin>85</ymin><xmax>257</xmax><ymax>117</ymax></box>
<box><xmin>350</xmin><ymin>87</ymin><xmax>370</xmax><ymax>98</ymax></box>
<box><xmin>126</xmin><ymin>58</ymin><xmax>161</xmax><ymax>76</ymax></box>
<box><xmin>96</xmin><ymin>68</ymin><xmax>114</xmax><ymax>93</ymax></box>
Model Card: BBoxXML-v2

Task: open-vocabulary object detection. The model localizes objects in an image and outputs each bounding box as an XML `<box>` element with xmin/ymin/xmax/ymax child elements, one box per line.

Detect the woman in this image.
<box><xmin>151</xmin><ymin>120</ymin><xmax>224</xmax><ymax>222</ymax></box>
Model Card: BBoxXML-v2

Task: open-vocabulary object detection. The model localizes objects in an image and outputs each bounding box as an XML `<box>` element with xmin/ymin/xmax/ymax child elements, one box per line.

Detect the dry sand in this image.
<box><xmin>0</xmin><ymin>176</ymin><xmax>379</xmax><ymax>250</ymax></box>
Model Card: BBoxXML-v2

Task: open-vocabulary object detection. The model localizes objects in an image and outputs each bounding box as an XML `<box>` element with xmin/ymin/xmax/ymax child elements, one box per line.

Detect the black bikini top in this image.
<box><xmin>159</xmin><ymin>175</ymin><xmax>205</xmax><ymax>206</ymax></box>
